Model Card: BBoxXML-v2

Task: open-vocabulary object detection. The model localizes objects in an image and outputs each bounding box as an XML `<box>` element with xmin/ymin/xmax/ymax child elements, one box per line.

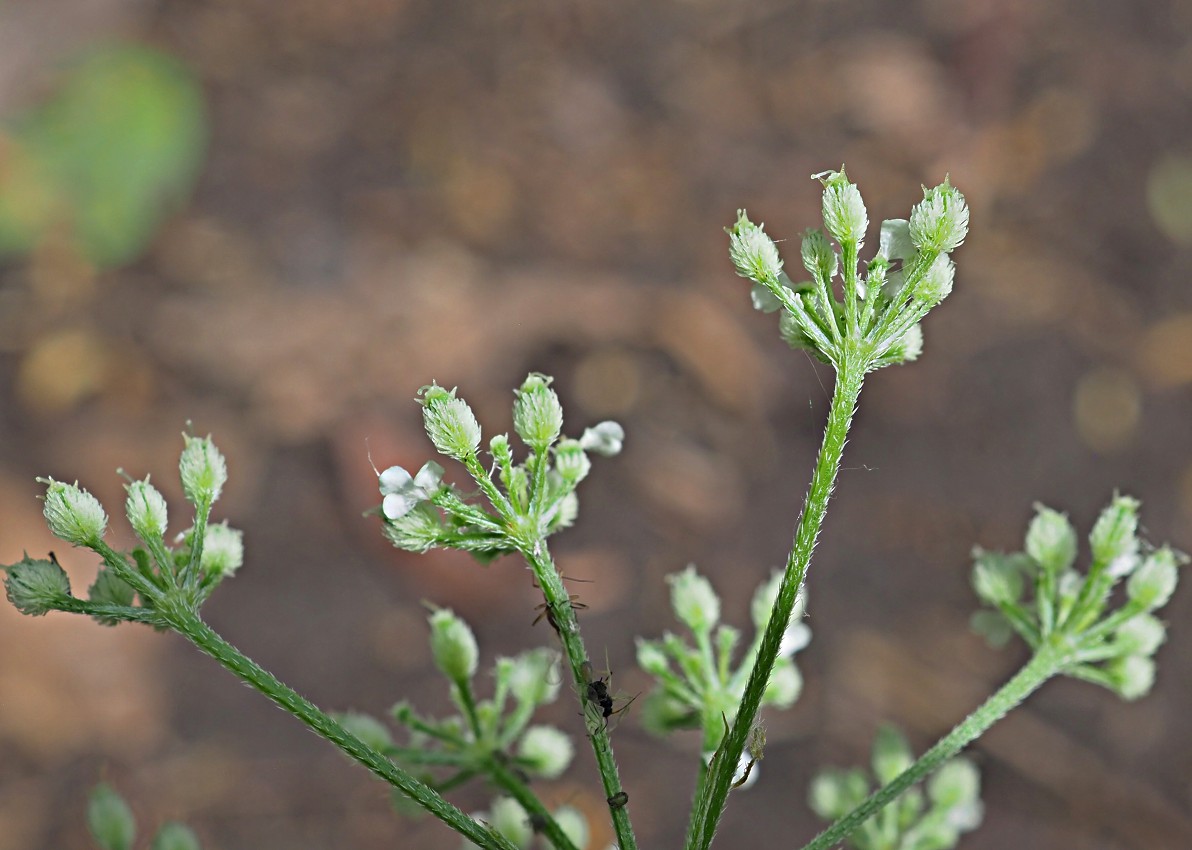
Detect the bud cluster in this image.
<box><xmin>87</xmin><ymin>782</ymin><xmax>202</xmax><ymax>850</ymax></box>
<box><xmin>809</xmin><ymin>726</ymin><xmax>982</xmax><ymax>850</ymax></box>
<box><xmin>378</xmin><ymin>374</ymin><xmax>623</xmax><ymax>561</ymax></box>
<box><xmin>637</xmin><ymin>567</ymin><xmax>810</xmax><ymax>763</ymax></box>
<box><xmin>970</xmin><ymin>495</ymin><xmax>1184</xmax><ymax>701</ymax></box>
<box><xmin>729</xmin><ymin>168</ymin><xmax>969</xmax><ymax>373</ymax></box>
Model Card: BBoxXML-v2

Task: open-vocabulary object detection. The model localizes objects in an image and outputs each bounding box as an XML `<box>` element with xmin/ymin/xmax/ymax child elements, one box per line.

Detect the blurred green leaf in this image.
<box><xmin>0</xmin><ymin>43</ymin><xmax>206</xmax><ymax>267</ymax></box>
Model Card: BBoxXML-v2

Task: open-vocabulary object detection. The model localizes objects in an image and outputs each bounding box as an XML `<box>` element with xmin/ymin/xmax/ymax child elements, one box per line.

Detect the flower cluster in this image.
<box><xmin>377</xmin><ymin>374</ymin><xmax>623</xmax><ymax>561</ymax></box>
<box><xmin>727</xmin><ymin>168</ymin><xmax>968</xmax><ymax>372</ymax></box>
<box><xmin>970</xmin><ymin>495</ymin><xmax>1184</xmax><ymax>700</ymax></box>
<box><xmin>637</xmin><ymin>566</ymin><xmax>810</xmax><ymax>783</ymax></box>
<box><xmin>810</xmin><ymin>726</ymin><xmax>982</xmax><ymax>850</ymax></box>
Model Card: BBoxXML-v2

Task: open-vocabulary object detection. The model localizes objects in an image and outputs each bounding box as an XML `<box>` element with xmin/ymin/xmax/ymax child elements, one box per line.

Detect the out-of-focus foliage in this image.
<box><xmin>0</xmin><ymin>44</ymin><xmax>205</xmax><ymax>268</ymax></box>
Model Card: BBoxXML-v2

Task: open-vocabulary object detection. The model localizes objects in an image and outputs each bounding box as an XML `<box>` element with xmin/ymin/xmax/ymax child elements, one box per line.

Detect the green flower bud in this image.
<box><xmin>871</xmin><ymin>725</ymin><xmax>914</xmax><ymax>785</ymax></box>
<box><xmin>179</xmin><ymin>434</ymin><xmax>227</xmax><ymax>509</ymax></box>
<box><xmin>428</xmin><ymin>607</ymin><xmax>478</xmax><ymax>683</ymax></box>
<box><xmin>778</xmin><ymin>306</ymin><xmax>823</xmax><ymax>356</ymax></box>
<box><xmin>726</xmin><ymin>210</ymin><xmax>783</xmax><ymax>284</ymax></box>
<box><xmin>872</xmin><ymin>322</ymin><xmax>924</xmax><ymax>367</ymax></box>
<box><xmin>1114</xmin><ymin>613</ymin><xmax>1166</xmax><ymax>656</ymax></box>
<box><xmin>970</xmin><ymin>609</ymin><xmax>1014</xmax><ymax>647</ymax></box>
<box><xmin>336</xmin><ymin>711</ymin><xmax>394</xmax><ymax>751</ymax></box>
<box><xmin>200</xmin><ymin>521</ymin><xmax>244</xmax><ymax>578</ymax></box>
<box><xmin>4</xmin><ymin>554</ymin><xmax>72</xmax><ymax>616</ymax></box>
<box><xmin>1108</xmin><ymin>654</ymin><xmax>1156</xmax><ymax>701</ymax></box>
<box><xmin>150</xmin><ymin>823</ymin><xmax>200</xmax><ymax>850</ymax></box>
<box><xmin>88</xmin><ymin>783</ymin><xmax>136</xmax><ymax>850</ymax></box>
<box><xmin>125</xmin><ymin>478</ymin><xmax>168</xmax><ymax>543</ymax></box>
<box><xmin>40</xmin><ymin>477</ymin><xmax>108</xmax><ymax>548</ymax></box>
<box><xmin>912</xmin><ymin>254</ymin><xmax>955</xmax><ymax>306</ymax></box>
<box><xmin>927</xmin><ymin>757</ymin><xmax>980</xmax><ymax>809</ymax></box>
<box><xmin>382</xmin><ymin>503</ymin><xmax>445</xmax><ymax>553</ymax></box>
<box><xmin>667</xmin><ymin>565</ymin><xmax>720</xmax><ymax>633</ymax></box>
<box><xmin>636</xmin><ymin>638</ymin><xmax>670</xmax><ymax>677</ymax></box>
<box><xmin>1025</xmin><ymin>504</ymin><xmax>1078</xmax><ymax>574</ymax></box>
<box><xmin>762</xmin><ymin>658</ymin><xmax>802</xmax><ymax>709</ymax></box>
<box><xmin>580</xmin><ymin>420</ymin><xmax>624</xmax><ymax>457</ymax></box>
<box><xmin>1090</xmin><ymin>494</ymin><xmax>1141</xmax><ymax>577</ymax></box>
<box><xmin>517</xmin><ymin>725</ymin><xmax>574</xmax><ymax>779</ymax></box>
<box><xmin>1127</xmin><ymin>547</ymin><xmax>1180</xmax><ymax>610</ymax></box>
<box><xmin>551</xmin><ymin>805</ymin><xmax>588</xmax><ymax>850</ymax></box>
<box><xmin>488</xmin><ymin>797</ymin><xmax>532</xmax><ymax>849</ymax></box>
<box><xmin>640</xmin><ymin>689</ymin><xmax>697</xmax><ymax>735</ymax></box>
<box><xmin>971</xmin><ymin>550</ymin><xmax>1024</xmax><ymax>606</ymax></box>
<box><xmin>800</xmin><ymin>228</ymin><xmax>838</xmax><ymax>281</ymax></box>
<box><xmin>508</xmin><ymin>648</ymin><xmax>560</xmax><ymax>705</ymax></box>
<box><xmin>513</xmin><ymin>373</ymin><xmax>564</xmax><ymax>450</ymax></box>
<box><xmin>419</xmin><ymin>384</ymin><xmax>482</xmax><ymax>461</ymax></box>
<box><xmin>554</xmin><ymin>439</ymin><xmax>591</xmax><ymax>485</ymax></box>
<box><xmin>816</xmin><ymin>168</ymin><xmax>868</xmax><ymax>245</ymax></box>
<box><xmin>909</xmin><ymin>177</ymin><xmax>969</xmax><ymax>254</ymax></box>
<box><xmin>808</xmin><ymin>768</ymin><xmax>869</xmax><ymax>819</ymax></box>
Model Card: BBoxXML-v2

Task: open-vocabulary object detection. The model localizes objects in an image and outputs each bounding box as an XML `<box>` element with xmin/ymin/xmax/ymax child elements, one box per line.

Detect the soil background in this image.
<box><xmin>2</xmin><ymin>1</ymin><xmax>1191</xmax><ymax>848</ymax></box>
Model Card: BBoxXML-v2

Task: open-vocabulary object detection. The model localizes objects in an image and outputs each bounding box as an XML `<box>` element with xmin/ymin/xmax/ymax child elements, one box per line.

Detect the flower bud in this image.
<box><xmin>1114</xmin><ymin>613</ymin><xmax>1166</xmax><ymax>656</ymax></box>
<box><xmin>554</xmin><ymin>439</ymin><xmax>591</xmax><ymax>485</ymax></box>
<box><xmin>179</xmin><ymin>434</ymin><xmax>227</xmax><ymax>509</ymax></box>
<box><xmin>200</xmin><ymin>521</ymin><xmax>244</xmax><ymax>578</ymax></box>
<box><xmin>518</xmin><ymin>725</ymin><xmax>574</xmax><ymax>779</ymax></box>
<box><xmin>808</xmin><ymin>769</ymin><xmax>869</xmax><ymax>819</ymax></box>
<box><xmin>579</xmin><ymin>421</ymin><xmax>624</xmax><ymax>457</ymax></box>
<box><xmin>1090</xmin><ymin>494</ymin><xmax>1141</xmax><ymax>577</ymax></box>
<box><xmin>513</xmin><ymin>373</ymin><xmax>564</xmax><ymax>450</ymax></box>
<box><xmin>551</xmin><ymin>805</ymin><xmax>588</xmax><ymax>850</ymax></box>
<box><xmin>1108</xmin><ymin>654</ymin><xmax>1156</xmax><ymax>701</ymax></box>
<box><xmin>909</xmin><ymin>178</ymin><xmax>969</xmax><ymax>254</ymax></box>
<box><xmin>1025</xmin><ymin>504</ymin><xmax>1077</xmax><ymax>575</ymax></box>
<box><xmin>816</xmin><ymin>168</ymin><xmax>868</xmax><ymax>245</ymax></box>
<box><xmin>382</xmin><ymin>504</ymin><xmax>445</xmax><ymax>553</ymax></box>
<box><xmin>927</xmin><ymin>758</ymin><xmax>981</xmax><ymax>809</ymax></box>
<box><xmin>1127</xmin><ymin>547</ymin><xmax>1180</xmax><ymax>610</ymax></box>
<box><xmin>419</xmin><ymin>384</ymin><xmax>482</xmax><ymax>461</ymax></box>
<box><xmin>667</xmin><ymin>565</ymin><xmax>720</xmax><ymax>633</ymax></box>
<box><xmin>125</xmin><ymin>478</ymin><xmax>168</xmax><ymax>543</ymax></box>
<box><xmin>912</xmin><ymin>254</ymin><xmax>955</xmax><ymax>306</ymax></box>
<box><xmin>508</xmin><ymin>648</ymin><xmax>560</xmax><ymax>705</ymax></box>
<box><xmin>40</xmin><ymin>477</ymin><xmax>108</xmax><ymax>548</ymax></box>
<box><xmin>971</xmin><ymin>550</ymin><xmax>1023</xmax><ymax>606</ymax></box>
<box><xmin>336</xmin><ymin>711</ymin><xmax>394</xmax><ymax>751</ymax></box>
<box><xmin>726</xmin><ymin>210</ymin><xmax>783</xmax><ymax>284</ymax></box>
<box><xmin>871</xmin><ymin>725</ymin><xmax>913</xmax><ymax>785</ymax></box>
<box><xmin>762</xmin><ymin>658</ymin><xmax>802</xmax><ymax>709</ymax></box>
<box><xmin>488</xmin><ymin>797</ymin><xmax>532</xmax><ymax>849</ymax></box>
<box><xmin>4</xmin><ymin>554</ymin><xmax>72</xmax><ymax>616</ymax></box>
<box><xmin>150</xmin><ymin>823</ymin><xmax>200</xmax><ymax>850</ymax></box>
<box><xmin>800</xmin><ymin>228</ymin><xmax>838</xmax><ymax>281</ymax></box>
<box><xmin>88</xmin><ymin>783</ymin><xmax>136</xmax><ymax>850</ymax></box>
<box><xmin>428</xmin><ymin>607</ymin><xmax>478</xmax><ymax>683</ymax></box>
<box><xmin>635</xmin><ymin>638</ymin><xmax>670</xmax><ymax>677</ymax></box>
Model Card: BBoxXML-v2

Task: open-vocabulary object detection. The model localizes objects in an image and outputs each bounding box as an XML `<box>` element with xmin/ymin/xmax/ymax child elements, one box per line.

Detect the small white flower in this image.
<box><xmin>379</xmin><ymin>461</ymin><xmax>444</xmax><ymax>520</ymax></box>
<box><xmin>579</xmin><ymin>421</ymin><xmax>624</xmax><ymax>457</ymax></box>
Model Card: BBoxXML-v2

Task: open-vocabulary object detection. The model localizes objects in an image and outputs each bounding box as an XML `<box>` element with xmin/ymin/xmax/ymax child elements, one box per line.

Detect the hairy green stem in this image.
<box><xmin>799</xmin><ymin>641</ymin><xmax>1069</xmax><ymax>850</ymax></box>
<box><xmin>162</xmin><ymin>606</ymin><xmax>519</xmax><ymax>850</ymax></box>
<box><xmin>686</xmin><ymin>363</ymin><xmax>865</xmax><ymax>850</ymax></box>
<box><xmin>521</xmin><ymin>544</ymin><xmax>637</xmax><ymax>850</ymax></box>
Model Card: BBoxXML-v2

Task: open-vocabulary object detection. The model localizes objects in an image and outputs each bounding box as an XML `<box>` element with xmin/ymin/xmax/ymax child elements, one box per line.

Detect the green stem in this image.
<box><xmin>486</xmin><ymin>754</ymin><xmax>581</xmax><ymax>850</ymax></box>
<box><xmin>685</xmin><ymin>364</ymin><xmax>865</xmax><ymax>850</ymax></box>
<box><xmin>55</xmin><ymin>597</ymin><xmax>164</xmax><ymax>626</ymax></box>
<box><xmin>799</xmin><ymin>642</ymin><xmax>1069</xmax><ymax>850</ymax></box>
<box><xmin>521</xmin><ymin>544</ymin><xmax>637</xmax><ymax>850</ymax></box>
<box><xmin>162</xmin><ymin>607</ymin><xmax>519</xmax><ymax>850</ymax></box>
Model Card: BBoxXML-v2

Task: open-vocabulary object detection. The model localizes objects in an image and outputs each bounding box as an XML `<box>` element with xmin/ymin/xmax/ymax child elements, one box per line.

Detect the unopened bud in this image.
<box><xmin>667</xmin><ymin>565</ymin><xmax>720</xmax><ymax>633</ymax></box>
<box><xmin>518</xmin><ymin>725</ymin><xmax>574</xmax><ymax>779</ymax></box>
<box><xmin>1109</xmin><ymin>654</ymin><xmax>1156</xmax><ymax>701</ymax></box>
<box><xmin>87</xmin><ymin>783</ymin><xmax>136</xmax><ymax>850</ymax></box>
<box><xmin>909</xmin><ymin>178</ymin><xmax>969</xmax><ymax>254</ymax></box>
<box><xmin>150</xmin><ymin>823</ymin><xmax>200</xmax><ymax>850</ymax></box>
<box><xmin>428</xmin><ymin>607</ymin><xmax>478</xmax><ymax>683</ymax></box>
<box><xmin>1025</xmin><ymin>504</ymin><xmax>1077</xmax><ymax>574</ymax></box>
<box><xmin>1127</xmin><ymin>547</ymin><xmax>1180</xmax><ymax>611</ymax></box>
<box><xmin>488</xmin><ymin>797</ymin><xmax>532</xmax><ymax>849</ymax></box>
<box><xmin>125</xmin><ymin>478</ymin><xmax>168</xmax><ymax>543</ymax></box>
<box><xmin>871</xmin><ymin>725</ymin><xmax>913</xmax><ymax>785</ymax></box>
<box><xmin>727</xmin><ymin>210</ymin><xmax>784</xmax><ymax>284</ymax></box>
<box><xmin>816</xmin><ymin>168</ymin><xmax>868</xmax><ymax>245</ymax></box>
<box><xmin>40</xmin><ymin>477</ymin><xmax>108</xmax><ymax>548</ymax></box>
<box><xmin>913</xmin><ymin>254</ymin><xmax>955</xmax><ymax>306</ymax></box>
<box><xmin>419</xmin><ymin>384</ymin><xmax>482</xmax><ymax>461</ymax></box>
<box><xmin>513</xmin><ymin>373</ymin><xmax>564</xmax><ymax>450</ymax></box>
<box><xmin>179</xmin><ymin>434</ymin><xmax>227</xmax><ymax>509</ymax></box>
<box><xmin>554</xmin><ymin>439</ymin><xmax>591</xmax><ymax>485</ymax></box>
<box><xmin>1090</xmin><ymin>494</ymin><xmax>1141</xmax><ymax>577</ymax></box>
<box><xmin>551</xmin><ymin>806</ymin><xmax>588</xmax><ymax>850</ymax></box>
<box><xmin>800</xmin><ymin>228</ymin><xmax>838</xmax><ymax>280</ymax></box>
<box><xmin>200</xmin><ymin>521</ymin><xmax>244</xmax><ymax>578</ymax></box>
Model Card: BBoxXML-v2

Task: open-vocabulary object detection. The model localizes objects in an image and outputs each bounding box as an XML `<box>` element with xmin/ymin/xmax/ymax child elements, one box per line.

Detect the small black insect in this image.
<box><xmin>532</xmin><ymin>594</ymin><xmax>588</xmax><ymax>634</ymax></box>
<box><xmin>607</xmin><ymin>791</ymin><xmax>629</xmax><ymax>810</ymax></box>
<box><xmin>580</xmin><ymin>661</ymin><xmax>636</xmax><ymax>730</ymax></box>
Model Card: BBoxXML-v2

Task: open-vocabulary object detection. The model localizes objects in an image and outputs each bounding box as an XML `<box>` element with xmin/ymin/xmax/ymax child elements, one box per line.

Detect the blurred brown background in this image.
<box><xmin>2</xmin><ymin>1</ymin><xmax>1191</xmax><ymax>848</ymax></box>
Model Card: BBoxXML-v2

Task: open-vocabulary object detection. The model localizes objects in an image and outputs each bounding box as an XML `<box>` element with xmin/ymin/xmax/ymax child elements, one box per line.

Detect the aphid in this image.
<box><xmin>607</xmin><ymin>791</ymin><xmax>629</xmax><ymax>809</ymax></box>
<box><xmin>532</xmin><ymin>594</ymin><xmax>588</xmax><ymax>634</ymax></box>
<box><xmin>580</xmin><ymin>660</ymin><xmax>636</xmax><ymax>730</ymax></box>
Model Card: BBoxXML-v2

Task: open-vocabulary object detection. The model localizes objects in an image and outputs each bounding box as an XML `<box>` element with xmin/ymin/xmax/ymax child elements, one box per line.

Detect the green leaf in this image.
<box><xmin>87</xmin><ymin>783</ymin><xmax>136</xmax><ymax>850</ymax></box>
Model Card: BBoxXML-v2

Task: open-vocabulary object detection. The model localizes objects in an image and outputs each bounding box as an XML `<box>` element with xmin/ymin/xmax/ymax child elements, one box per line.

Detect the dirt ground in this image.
<box><xmin>1</xmin><ymin>1</ymin><xmax>1191</xmax><ymax>848</ymax></box>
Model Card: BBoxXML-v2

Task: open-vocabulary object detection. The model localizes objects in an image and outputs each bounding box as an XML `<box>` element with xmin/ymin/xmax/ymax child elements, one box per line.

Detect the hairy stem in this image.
<box><xmin>162</xmin><ymin>606</ymin><xmax>519</xmax><ymax>850</ymax></box>
<box><xmin>799</xmin><ymin>641</ymin><xmax>1069</xmax><ymax>850</ymax></box>
<box><xmin>686</xmin><ymin>362</ymin><xmax>865</xmax><ymax>850</ymax></box>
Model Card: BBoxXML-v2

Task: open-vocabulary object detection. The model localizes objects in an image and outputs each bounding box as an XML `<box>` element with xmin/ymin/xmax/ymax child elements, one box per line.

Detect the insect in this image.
<box><xmin>607</xmin><ymin>791</ymin><xmax>629</xmax><ymax>809</ymax></box>
<box><xmin>580</xmin><ymin>660</ymin><xmax>636</xmax><ymax>731</ymax></box>
<box><xmin>530</xmin><ymin>574</ymin><xmax>592</xmax><ymax>635</ymax></box>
